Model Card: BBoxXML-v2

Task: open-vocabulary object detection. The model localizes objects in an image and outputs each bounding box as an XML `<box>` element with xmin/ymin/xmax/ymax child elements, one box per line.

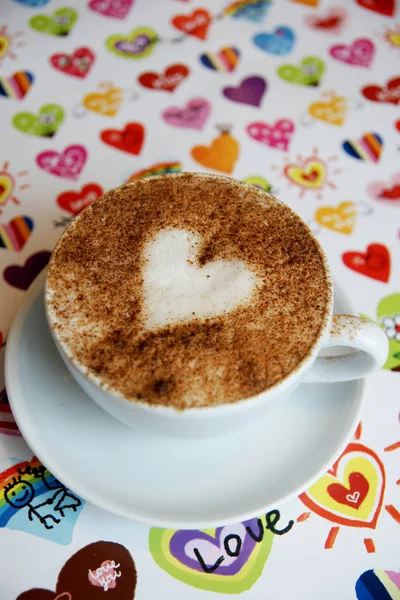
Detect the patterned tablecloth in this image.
<box><xmin>0</xmin><ymin>0</ymin><xmax>400</xmax><ymax>597</ymax></box>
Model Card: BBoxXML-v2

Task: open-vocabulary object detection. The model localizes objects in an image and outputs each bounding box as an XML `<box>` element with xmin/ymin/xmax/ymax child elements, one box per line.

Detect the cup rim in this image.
<box><xmin>45</xmin><ymin>172</ymin><xmax>334</xmax><ymax>413</ymax></box>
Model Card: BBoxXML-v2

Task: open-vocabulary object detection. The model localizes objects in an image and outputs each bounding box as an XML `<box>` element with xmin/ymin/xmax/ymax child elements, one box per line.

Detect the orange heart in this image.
<box><xmin>191</xmin><ymin>132</ymin><xmax>239</xmax><ymax>174</ymax></box>
<box><xmin>290</xmin><ymin>0</ymin><xmax>319</xmax><ymax>6</ymax></box>
<box><xmin>315</xmin><ymin>201</ymin><xmax>356</xmax><ymax>234</ymax></box>
<box><xmin>299</xmin><ymin>443</ymin><xmax>385</xmax><ymax>528</ymax></box>
<box><xmin>309</xmin><ymin>94</ymin><xmax>347</xmax><ymax>126</ymax></box>
<box><xmin>284</xmin><ymin>158</ymin><xmax>326</xmax><ymax>189</ymax></box>
<box><xmin>83</xmin><ymin>86</ymin><xmax>123</xmax><ymax>117</ymax></box>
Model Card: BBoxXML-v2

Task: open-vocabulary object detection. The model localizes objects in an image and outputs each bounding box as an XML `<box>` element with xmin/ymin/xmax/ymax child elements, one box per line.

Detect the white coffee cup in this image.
<box><xmin>45</xmin><ymin>179</ymin><xmax>388</xmax><ymax>439</ymax></box>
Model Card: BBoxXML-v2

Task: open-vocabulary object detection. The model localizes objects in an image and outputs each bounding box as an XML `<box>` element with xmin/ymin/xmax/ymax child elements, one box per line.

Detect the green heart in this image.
<box><xmin>361</xmin><ymin>293</ymin><xmax>400</xmax><ymax>372</ymax></box>
<box><xmin>30</xmin><ymin>8</ymin><xmax>78</xmax><ymax>36</ymax></box>
<box><xmin>149</xmin><ymin>516</ymin><xmax>274</xmax><ymax>594</ymax></box>
<box><xmin>12</xmin><ymin>104</ymin><xmax>65</xmax><ymax>137</ymax></box>
<box><xmin>106</xmin><ymin>27</ymin><xmax>158</xmax><ymax>60</ymax></box>
<box><xmin>277</xmin><ymin>56</ymin><xmax>325</xmax><ymax>87</ymax></box>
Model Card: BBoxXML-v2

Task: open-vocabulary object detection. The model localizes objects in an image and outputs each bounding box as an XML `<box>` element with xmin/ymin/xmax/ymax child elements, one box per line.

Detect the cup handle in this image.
<box><xmin>303</xmin><ymin>314</ymin><xmax>389</xmax><ymax>383</ymax></box>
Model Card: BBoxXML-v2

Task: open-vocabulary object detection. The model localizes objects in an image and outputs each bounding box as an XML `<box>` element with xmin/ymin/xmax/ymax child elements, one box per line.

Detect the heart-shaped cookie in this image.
<box><xmin>223</xmin><ymin>76</ymin><xmax>267</xmax><ymax>106</ymax></box>
<box><xmin>162</xmin><ymin>98</ymin><xmax>211</xmax><ymax>130</ymax></box>
<box><xmin>342</xmin><ymin>133</ymin><xmax>383</xmax><ymax>163</ymax></box>
<box><xmin>315</xmin><ymin>201</ymin><xmax>356</xmax><ymax>234</ymax></box>
<box><xmin>0</xmin><ymin>215</ymin><xmax>34</xmax><ymax>251</ymax></box>
<box><xmin>284</xmin><ymin>157</ymin><xmax>326</xmax><ymax>189</ymax></box>
<box><xmin>88</xmin><ymin>0</ymin><xmax>134</xmax><ymax>19</ymax></box>
<box><xmin>305</xmin><ymin>7</ymin><xmax>347</xmax><ymax>33</ymax></box>
<box><xmin>171</xmin><ymin>8</ymin><xmax>212</xmax><ymax>40</ymax></box>
<box><xmin>36</xmin><ymin>145</ymin><xmax>88</xmax><ymax>180</ymax></box>
<box><xmin>30</xmin><ymin>8</ymin><xmax>78</xmax><ymax>36</ymax></box>
<box><xmin>343</xmin><ymin>243</ymin><xmax>390</xmax><ymax>282</ymax></box>
<box><xmin>199</xmin><ymin>46</ymin><xmax>240</xmax><ymax>71</ymax></box>
<box><xmin>138</xmin><ymin>64</ymin><xmax>189</xmax><ymax>93</ymax></box>
<box><xmin>143</xmin><ymin>229</ymin><xmax>257</xmax><ymax>329</ymax></box>
<box><xmin>362</xmin><ymin>77</ymin><xmax>400</xmax><ymax>106</ymax></box>
<box><xmin>309</xmin><ymin>93</ymin><xmax>347</xmax><ymax>126</ymax></box>
<box><xmin>356</xmin><ymin>0</ymin><xmax>395</xmax><ymax>16</ymax></box>
<box><xmin>0</xmin><ymin>71</ymin><xmax>34</xmax><ymax>99</ymax></box>
<box><xmin>3</xmin><ymin>250</ymin><xmax>51</xmax><ymax>290</ymax></box>
<box><xmin>12</xmin><ymin>104</ymin><xmax>64</xmax><ymax>137</ymax></box>
<box><xmin>83</xmin><ymin>86</ymin><xmax>123</xmax><ymax>117</ymax></box>
<box><xmin>224</xmin><ymin>0</ymin><xmax>272</xmax><ymax>23</ymax></box>
<box><xmin>17</xmin><ymin>541</ymin><xmax>137</xmax><ymax>598</ymax></box>
<box><xmin>253</xmin><ymin>26</ymin><xmax>295</xmax><ymax>56</ymax></box>
<box><xmin>100</xmin><ymin>122</ymin><xmax>144</xmax><ymax>155</ymax></box>
<box><xmin>106</xmin><ymin>27</ymin><xmax>157</xmax><ymax>59</ymax></box>
<box><xmin>329</xmin><ymin>38</ymin><xmax>374</xmax><ymax>67</ymax></box>
<box><xmin>57</xmin><ymin>183</ymin><xmax>103</xmax><ymax>215</ymax></box>
<box><xmin>247</xmin><ymin>119</ymin><xmax>295</xmax><ymax>151</ymax></box>
<box><xmin>300</xmin><ymin>443</ymin><xmax>385</xmax><ymax>528</ymax></box>
<box><xmin>149</xmin><ymin>515</ymin><xmax>274</xmax><ymax>593</ymax></box>
<box><xmin>50</xmin><ymin>47</ymin><xmax>95</xmax><ymax>78</ymax></box>
<box><xmin>367</xmin><ymin>172</ymin><xmax>400</xmax><ymax>203</ymax></box>
<box><xmin>191</xmin><ymin>130</ymin><xmax>239</xmax><ymax>174</ymax></box>
<box><xmin>278</xmin><ymin>56</ymin><xmax>325</xmax><ymax>87</ymax></box>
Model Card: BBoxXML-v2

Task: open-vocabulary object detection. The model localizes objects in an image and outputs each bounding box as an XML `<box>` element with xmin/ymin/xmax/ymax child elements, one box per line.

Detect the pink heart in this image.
<box><xmin>246</xmin><ymin>119</ymin><xmax>295</xmax><ymax>151</ymax></box>
<box><xmin>162</xmin><ymin>98</ymin><xmax>211</xmax><ymax>130</ymax></box>
<box><xmin>88</xmin><ymin>0</ymin><xmax>134</xmax><ymax>19</ymax></box>
<box><xmin>36</xmin><ymin>145</ymin><xmax>88</xmax><ymax>180</ymax></box>
<box><xmin>329</xmin><ymin>38</ymin><xmax>375</xmax><ymax>67</ymax></box>
<box><xmin>367</xmin><ymin>172</ymin><xmax>400</xmax><ymax>202</ymax></box>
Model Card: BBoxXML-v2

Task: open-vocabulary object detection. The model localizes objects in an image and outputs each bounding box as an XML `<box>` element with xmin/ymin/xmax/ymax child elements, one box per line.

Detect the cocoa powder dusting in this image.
<box><xmin>46</xmin><ymin>173</ymin><xmax>330</xmax><ymax>409</ymax></box>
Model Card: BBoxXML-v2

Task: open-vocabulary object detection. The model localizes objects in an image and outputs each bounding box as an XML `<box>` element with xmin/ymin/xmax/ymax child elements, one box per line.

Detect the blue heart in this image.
<box><xmin>12</xmin><ymin>0</ymin><xmax>50</xmax><ymax>6</ymax></box>
<box><xmin>253</xmin><ymin>27</ymin><xmax>295</xmax><ymax>56</ymax></box>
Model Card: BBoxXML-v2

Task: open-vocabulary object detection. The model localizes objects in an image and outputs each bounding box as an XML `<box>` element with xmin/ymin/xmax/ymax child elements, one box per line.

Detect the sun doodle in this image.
<box><xmin>0</xmin><ymin>26</ymin><xmax>26</xmax><ymax>65</ymax></box>
<box><xmin>272</xmin><ymin>147</ymin><xmax>342</xmax><ymax>200</ymax></box>
<box><xmin>0</xmin><ymin>161</ymin><xmax>30</xmax><ymax>214</ymax></box>
<box><xmin>296</xmin><ymin>423</ymin><xmax>400</xmax><ymax>553</ymax></box>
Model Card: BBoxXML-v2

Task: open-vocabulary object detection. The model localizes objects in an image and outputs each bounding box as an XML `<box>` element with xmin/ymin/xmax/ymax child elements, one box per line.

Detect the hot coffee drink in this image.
<box><xmin>46</xmin><ymin>173</ymin><xmax>330</xmax><ymax>409</ymax></box>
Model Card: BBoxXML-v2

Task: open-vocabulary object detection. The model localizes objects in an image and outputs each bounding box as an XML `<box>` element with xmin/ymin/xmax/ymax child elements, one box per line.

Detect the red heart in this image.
<box><xmin>57</xmin><ymin>183</ymin><xmax>103</xmax><ymax>216</ymax></box>
<box><xmin>356</xmin><ymin>0</ymin><xmax>395</xmax><ymax>16</ymax></box>
<box><xmin>395</xmin><ymin>119</ymin><xmax>400</xmax><ymax>133</ymax></box>
<box><xmin>342</xmin><ymin>243</ymin><xmax>390</xmax><ymax>282</ymax></box>
<box><xmin>380</xmin><ymin>184</ymin><xmax>400</xmax><ymax>200</ymax></box>
<box><xmin>362</xmin><ymin>77</ymin><xmax>400</xmax><ymax>105</ymax></box>
<box><xmin>327</xmin><ymin>471</ymin><xmax>369</xmax><ymax>509</ymax></box>
<box><xmin>171</xmin><ymin>8</ymin><xmax>212</xmax><ymax>40</ymax></box>
<box><xmin>100</xmin><ymin>123</ymin><xmax>144</xmax><ymax>155</ymax></box>
<box><xmin>138</xmin><ymin>64</ymin><xmax>189</xmax><ymax>93</ymax></box>
<box><xmin>50</xmin><ymin>47</ymin><xmax>95</xmax><ymax>79</ymax></box>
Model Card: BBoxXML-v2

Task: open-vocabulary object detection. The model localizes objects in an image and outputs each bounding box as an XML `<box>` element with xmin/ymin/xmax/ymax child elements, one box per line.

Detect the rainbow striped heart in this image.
<box><xmin>0</xmin><ymin>215</ymin><xmax>34</xmax><ymax>251</ymax></box>
<box><xmin>342</xmin><ymin>132</ymin><xmax>383</xmax><ymax>163</ymax></box>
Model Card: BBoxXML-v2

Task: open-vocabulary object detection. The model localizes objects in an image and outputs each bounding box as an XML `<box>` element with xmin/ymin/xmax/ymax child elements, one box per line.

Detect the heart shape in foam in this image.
<box><xmin>143</xmin><ymin>229</ymin><xmax>257</xmax><ymax>330</ymax></box>
<box><xmin>36</xmin><ymin>145</ymin><xmax>87</xmax><ymax>180</ymax></box>
<box><xmin>247</xmin><ymin>119</ymin><xmax>295</xmax><ymax>151</ymax></box>
<box><xmin>329</xmin><ymin>38</ymin><xmax>375</xmax><ymax>67</ymax></box>
<box><xmin>162</xmin><ymin>98</ymin><xmax>211</xmax><ymax>130</ymax></box>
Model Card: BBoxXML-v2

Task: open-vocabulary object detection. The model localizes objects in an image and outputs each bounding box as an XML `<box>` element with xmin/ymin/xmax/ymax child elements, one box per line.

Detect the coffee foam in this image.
<box><xmin>143</xmin><ymin>229</ymin><xmax>258</xmax><ymax>330</ymax></box>
<box><xmin>46</xmin><ymin>173</ymin><xmax>330</xmax><ymax>409</ymax></box>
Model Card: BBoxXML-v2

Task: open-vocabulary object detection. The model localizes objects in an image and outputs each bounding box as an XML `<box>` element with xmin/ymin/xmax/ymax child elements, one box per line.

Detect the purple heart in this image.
<box><xmin>223</xmin><ymin>76</ymin><xmax>267</xmax><ymax>107</ymax></box>
<box><xmin>3</xmin><ymin>250</ymin><xmax>51</xmax><ymax>290</ymax></box>
<box><xmin>169</xmin><ymin>518</ymin><xmax>261</xmax><ymax>575</ymax></box>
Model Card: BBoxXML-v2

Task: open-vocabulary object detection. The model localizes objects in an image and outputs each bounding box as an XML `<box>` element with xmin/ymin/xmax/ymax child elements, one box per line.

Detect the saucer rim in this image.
<box><xmin>5</xmin><ymin>274</ymin><xmax>366</xmax><ymax>528</ymax></box>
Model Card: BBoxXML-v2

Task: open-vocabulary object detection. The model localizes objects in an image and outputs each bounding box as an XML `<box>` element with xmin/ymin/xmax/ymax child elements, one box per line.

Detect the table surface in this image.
<box><xmin>0</xmin><ymin>0</ymin><xmax>399</xmax><ymax>598</ymax></box>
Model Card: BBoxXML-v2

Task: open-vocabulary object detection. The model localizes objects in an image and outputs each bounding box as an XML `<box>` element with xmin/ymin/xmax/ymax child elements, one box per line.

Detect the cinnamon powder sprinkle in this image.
<box><xmin>46</xmin><ymin>173</ymin><xmax>331</xmax><ymax>409</ymax></box>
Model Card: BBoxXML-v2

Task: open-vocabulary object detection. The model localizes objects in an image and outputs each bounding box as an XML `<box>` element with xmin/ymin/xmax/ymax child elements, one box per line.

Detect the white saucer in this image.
<box><xmin>5</xmin><ymin>275</ymin><xmax>365</xmax><ymax>528</ymax></box>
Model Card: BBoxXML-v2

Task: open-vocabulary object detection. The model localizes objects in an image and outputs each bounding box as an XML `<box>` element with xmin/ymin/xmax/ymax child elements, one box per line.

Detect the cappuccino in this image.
<box><xmin>46</xmin><ymin>173</ymin><xmax>330</xmax><ymax>409</ymax></box>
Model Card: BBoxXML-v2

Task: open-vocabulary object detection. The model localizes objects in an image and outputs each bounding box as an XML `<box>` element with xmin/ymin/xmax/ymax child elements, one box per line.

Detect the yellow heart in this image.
<box><xmin>284</xmin><ymin>159</ymin><xmax>326</xmax><ymax>189</ymax></box>
<box><xmin>309</xmin><ymin>95</ymin><xmax>347</xmax><ymax>126</ymax></box>
<box><xmin>388</xmin><ymin>32</ymin><xmax>400</xmax><ymax>48</ymax></box>
<box><xmin>83</xmin><ymin>87</ymin><xmax>123</xmax><ymax>117</ymax></box>
<box><xmin>315</xmin><ymin>201</ymin><xmax>356</xmax><ymax>234</ymax></box>
<box><xmin>0</xmin><ymin>174</ymin><xmax>15</xmax><ymax>207</ymax></box>
<box><xmin>299</xmin><ymin>443</ymin><xmax>385</xmax><ymax>528</ymax></box>
<box><xmin>0</xmin><ymin>35</ymin><xmax>10</xmax><ymax>59</ymax></box>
